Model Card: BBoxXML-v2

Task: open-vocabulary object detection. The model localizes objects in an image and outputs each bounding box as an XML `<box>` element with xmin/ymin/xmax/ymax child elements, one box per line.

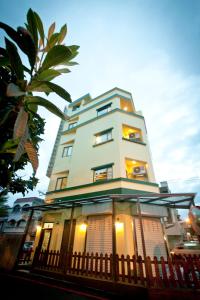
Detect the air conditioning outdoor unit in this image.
<box><xmin>133</xmin><ymin>166</ymin><xmax>146</xmax><ymax>176</ymax></box>
<box><xmin>129</xmin><ymin>132</ymin><xmax>140</xmax><ymax>140</ymax></box>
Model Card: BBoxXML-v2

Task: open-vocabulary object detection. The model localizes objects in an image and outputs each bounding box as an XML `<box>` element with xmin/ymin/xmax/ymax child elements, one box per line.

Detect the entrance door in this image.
<box><xmin>134</xmin><ymin>217</ymin><xmax>167</xmax><ymax>258</ymax></box>
<box><xmin>38</xmin><ymin>228</ymin><xmax>52</xmax><ymax>251</ymax></box>
<box><xmin>86</xmin><ymin>215</ymin><xmax>112</xmax><ymax>255</ymax></box>
<box><xmin>60</xmin><ymin>219</ymin><xmax>76</xmax><ymax>254</ymax></box>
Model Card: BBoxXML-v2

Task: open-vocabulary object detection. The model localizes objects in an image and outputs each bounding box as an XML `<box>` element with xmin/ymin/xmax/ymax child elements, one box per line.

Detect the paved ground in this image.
<box><xmin>0</xmin><ymin>271</ymin><xmax>112</xmax><ymax>300</ymax></box>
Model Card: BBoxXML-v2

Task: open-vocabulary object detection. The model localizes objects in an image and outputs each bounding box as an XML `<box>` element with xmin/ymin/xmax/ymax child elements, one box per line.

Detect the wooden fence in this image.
<box><xmin>31</xmin><ymin>249</ymin><xmax>200</xmax><ymax>289</ymax></box>
<box><xmin>18</xmin><ymin>250</ymin><xmax>33</xmax><ymax>265</ymax></box>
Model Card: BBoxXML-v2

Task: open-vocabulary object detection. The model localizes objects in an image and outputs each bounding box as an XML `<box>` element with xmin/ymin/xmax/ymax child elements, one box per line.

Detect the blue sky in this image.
<box><xmin>1</xmin><ymin>0</ymin><xmax>200</xmax><ymax>218</ymax></box>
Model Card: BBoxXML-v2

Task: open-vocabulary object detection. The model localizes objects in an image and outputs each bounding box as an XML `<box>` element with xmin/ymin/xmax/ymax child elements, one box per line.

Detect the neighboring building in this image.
<box><xmin>3</xmin><ymin>197</ymin><xmax>43</xmax><ymax>241</ymax></box>
<box><xmin>34</xmin><ymin>87</ymin><xmax>192</xmax><ymax>259</ymax></box>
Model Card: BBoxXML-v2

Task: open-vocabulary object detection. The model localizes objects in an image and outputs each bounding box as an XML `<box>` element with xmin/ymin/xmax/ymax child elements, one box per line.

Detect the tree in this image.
<box><xmin>0</xmin><ymin>9</ymin><xmax>79</xmax><ymax>199</ymax></box>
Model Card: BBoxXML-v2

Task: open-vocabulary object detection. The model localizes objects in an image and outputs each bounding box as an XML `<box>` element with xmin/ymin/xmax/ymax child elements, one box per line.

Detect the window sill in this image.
<box><xmin>93</xmin><ymin>139</ymin><xmax>114</xmax><ymax>147</ymax></box>
<box><xmin>122</xmin><ymin>137</ymin><xmax>146</xmax><ymax>145</ymax></box>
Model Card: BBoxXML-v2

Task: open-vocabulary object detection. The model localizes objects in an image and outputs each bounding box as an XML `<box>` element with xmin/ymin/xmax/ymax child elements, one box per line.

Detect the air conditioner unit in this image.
<box><xmin>133</xmin><ymin>166</ymin><xmax>146</xmax><ymax>176</ymax></box>
<box><xmin>129</xmin><ymin>132</ymin><xmax>140</xmax><ymax>140</ymax></box>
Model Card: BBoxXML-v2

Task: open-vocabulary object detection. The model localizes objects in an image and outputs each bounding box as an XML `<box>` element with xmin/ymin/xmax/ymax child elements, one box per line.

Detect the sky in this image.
<box><xmin>1</xmin><ymin>0</ymin><xmax>200</xmax><ymax>219</ymax></box>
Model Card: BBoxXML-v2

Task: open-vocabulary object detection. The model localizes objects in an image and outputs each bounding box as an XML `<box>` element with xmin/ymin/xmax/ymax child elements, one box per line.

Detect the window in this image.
<box><xmin>125</xmin><ymin>158</ymin><xmax>148</xmax><ymax>181</ymax></box>
<box><xmin>13</xmin><ymin>205</ymin><xmax>20</xmax><ymax>212</ymax></box>
<box><xmin>68</xmin><ymin>122</ymin><xmax>77</xmax><ymax>129</ymax></box>
<box><xmin>97</xmin><ymin>103</ymin><xmax>112</xmax><ymax>117</ymax></box>
<box><xmin>95</xmin><ymin>129</ymin><xmax>112</xmax><ymax>145</ymax></box>
<box><xmin>62</xmin><ymin>146</ymin><xmax>73</xmax><ymax>157</ymax></box>
<box><xmin>93</xmin><ymin>165</ymin><xmax>113</xmax><ymax>182</ymax></box>
<box><xmin>122</xmin><ymin>125</ymin><xmax>142</xmax><ymax>142</ymax></box>
<box><xmin>55</xmin><ymin>176</ymin><xmax>68</xmax><ymax>190</ymax></box>
<box><xmin>72</xmin><ymin>104</ymin><xmax>80</xmax><ymax>112</ymax></box>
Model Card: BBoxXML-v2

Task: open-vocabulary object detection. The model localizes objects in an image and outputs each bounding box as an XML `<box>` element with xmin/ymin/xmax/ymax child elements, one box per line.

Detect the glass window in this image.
<box><xmin>68</xmin><ymin>122</ymin><xmax>77</xmax><ymax>129</ymax></box>
<box><xmin>95</xmin><ymin>130</ymin><xmax>112</xmax><ymax>145</ymax></box>
<box><xmin>94</xmin><ymin>167</ymin><xmax>113</xmax><ymax>182</ymax></box>
<box><xmin>62</xmin><ymin>146</ymin><xmax>73</xmax><ymax>157</ymax></box>
<box><xmin>97</xmin><ymin>103</ymin><xmax>112</xmax><ymax>117</ymax></box>
<box><xmin>72</xmin><ymin>104</ymin><xmax>80</xmax><ymax>112</ymax></box>
<box><xmin>55</xmin><ymin>177</ymin><xmax>68</xmax><ymax>190</ymax></box>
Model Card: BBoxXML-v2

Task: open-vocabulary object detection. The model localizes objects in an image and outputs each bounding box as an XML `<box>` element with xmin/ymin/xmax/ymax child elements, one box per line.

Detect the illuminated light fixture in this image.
<box><xmin>36</xmin><ymin>225</ymin><xmax>42</xmax><ymax>232</ymax></box>
<box><xmin>115</xmin><ymin>218</ymin><xmax>124</xmax><ymax>231</ymax></box>
<box><xmin>80</xmin><ymin>222</ymin><xmax>87</xmax><ymax>232</ymax></box>
<box><xmin>95</xmin><ymin>136</ymin><xmax>101</xmax><ymax>144</ymax></box>
<box><xmin>132</xmin><ymin>160</ymin><xmax>137</xmax><ymax>164</ymax></box>
<box><xmin>124</xmin><ymin>106</ymin><xmax>128</xmax><ymax>111</ymax></box>
<box><xmin>185</xmin><ymin>218</ymin><xmax>190</xmax><ymax>224</ymax></box>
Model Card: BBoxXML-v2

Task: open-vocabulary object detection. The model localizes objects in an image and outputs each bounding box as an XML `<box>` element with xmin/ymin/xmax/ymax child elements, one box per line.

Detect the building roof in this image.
<box><xmin>14</xmin><ymin>197</ymin><xmax>43</xmax><ymax>204</ymax></box>
<box><xmin>22</xmin><ymin>192</ymin><xmax>196</xmax><ymax>212</ymax></box>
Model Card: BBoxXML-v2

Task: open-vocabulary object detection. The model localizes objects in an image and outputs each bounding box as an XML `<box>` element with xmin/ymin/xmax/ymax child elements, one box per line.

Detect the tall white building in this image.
<box><xmin>36</xmin><ymin>88</ymin><xmax>189</xmax><ymax>258</ymax></box>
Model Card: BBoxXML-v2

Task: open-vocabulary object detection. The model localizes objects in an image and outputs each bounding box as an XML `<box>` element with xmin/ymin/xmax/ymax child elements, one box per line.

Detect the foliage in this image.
<box><xmin>0</xmin><ymin>9</ymin><xmax>79</xmax><ymax>198</ymax></box>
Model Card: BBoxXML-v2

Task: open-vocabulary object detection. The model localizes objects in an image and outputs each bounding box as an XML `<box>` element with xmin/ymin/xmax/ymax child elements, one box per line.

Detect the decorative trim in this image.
<box><xmin>93</xmin><ymin>139</ymin><xmax>114</xmax><ymax>147</ymax></box>
<box><xmin>91</xmin><ymin>163</ymin><xmax>114</xmax><ymax>171</ymax></box>
<box><xmin>68</xmin><ymin>93</ymin><xmax>134</xmax><ymax>118</ymax></box>
<box><xmin>95</xmin><ymin>127</ymin><xmax>114</xmax><ymax>136</ymax></box>
<box><xmin>122</xmin><ymin>137</ymin><xmax>146</xmax><ymax>146</ymax></box>
<box><xmin>46</xmin><ymin>177</ymin><xmax>159</xmax><ymax>195</ymax></box>
<box><xmin>62</xmin><ymin>108</ymin><xmax>144</xmax><ymax>135</ymax></box>
<box><xmin>54</xmin><ymin>188</ymin><xmax>150</xmax><ymax>202</ymax></box>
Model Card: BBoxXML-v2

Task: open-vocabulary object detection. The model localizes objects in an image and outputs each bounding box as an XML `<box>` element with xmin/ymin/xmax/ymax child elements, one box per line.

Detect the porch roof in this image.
<box><xmin>22</xmin><ymin>192</ymin><xmax>196</xmax><ymax>212</ymax></box>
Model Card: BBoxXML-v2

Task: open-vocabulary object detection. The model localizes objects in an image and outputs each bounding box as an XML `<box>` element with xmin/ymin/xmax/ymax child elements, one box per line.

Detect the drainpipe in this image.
<box><xmin>14</xmin><ymin>209</ymin><xmax>34</xmax><ymax>270</ymax></box>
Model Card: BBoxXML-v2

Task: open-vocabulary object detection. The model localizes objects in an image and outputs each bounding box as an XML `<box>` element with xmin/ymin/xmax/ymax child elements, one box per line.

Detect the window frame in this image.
<box><xmin>55</xmin><ymin>176</ymin><xmax>68</xmax><ymax>190</ymax></box>
<box><xmin>92</xmin><ymin>163</ymin><xmax>114</xmax><ymax>182</ymax></box>
<box><xmin>62</xmin><ymin>145</ymin><xmax>73</xmax><ymax>157</ymax></box>
<box><xmin>95</xmin><ymin>128</ymin><xmax>113</xmax><ymax>145</ymax></box>
<box><xmin>96</xmin><ymin>103</ymin><xmax>112</xmax><ymax>117</ymax></box>
<box><xmin>68</xmin><ymin>122</ymin><xmax>77</xmax><ymax>130</ymax></box>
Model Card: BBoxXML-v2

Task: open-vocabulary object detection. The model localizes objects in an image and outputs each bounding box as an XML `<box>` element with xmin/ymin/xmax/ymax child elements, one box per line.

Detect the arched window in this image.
<box><xmin>13</xmin><ymin>205</ymin><xmax>21</xmax><ymax>212</ymax></box>
<box><xmin>22</xmin><ymin>204</ymin><xmax>30</xmax><ymax>209</ymax></box>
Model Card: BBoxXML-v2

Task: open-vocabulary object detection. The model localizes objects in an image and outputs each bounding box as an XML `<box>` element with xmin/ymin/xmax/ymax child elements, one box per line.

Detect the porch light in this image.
<box><xmin>115</xmin><ymin>219</ymin><xmax>124</xmax><ymax>231</ymax></box>
<box><xmin>124</xmin><ymin>106</ymin><xmax>128</xmax><ymax>111</ymax></box>
<box><xmin>185</xmin><ymin>218</ymin><xmax>190</xmax><ymax>224</ymax></box>
<box><xmin>36</xmin><ymin>225</ymin><xmax>42</xmax><ymax>232</ymax></box>
<box><xmin>80</xmin><ymin>222</ymin><xmax>87</xmax><ymax>232</ymax></box>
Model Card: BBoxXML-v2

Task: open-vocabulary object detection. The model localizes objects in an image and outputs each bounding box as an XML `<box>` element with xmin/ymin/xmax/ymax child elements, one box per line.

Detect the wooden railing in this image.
<box><xmin>32</xmin><ymin>249</ymin><xmax>200</xmax><ymax>289</ymax></box>
<box><xmin>18</xmin><ymin>249</ymin><xmax>33</xmax><ymax>264</ymax></box>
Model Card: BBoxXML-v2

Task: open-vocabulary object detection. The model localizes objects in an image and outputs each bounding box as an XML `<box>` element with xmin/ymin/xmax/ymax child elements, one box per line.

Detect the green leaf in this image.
<box><xmin>34</xmin><ymin>11</ymin><xmax>45</xmax><ymax>45</ymax></box>
<box><xmin>0</xmin><ymin>22</ymin><xmax>36</xmax><ymax>69</ymax></box>
<box><xmin>6</xmin><ymin>83</ymin><xmax>26</xmax><ymax>97</ymax></box>
<box><xmin>68</xmin><ymin>45</ymin><xmax>80</xmax><ymax>52</ymax></box>
<box><xmin>55</xmin><ymin>68</ymin><xmax>70</xmax><ymax>73</ymax></box>
<box><xmin>5</xmin><ymin>38</ymin><xmax>24</xmax><ymax>80</ymax></box>
<box><xmin>48</xmin><ymin>22</ymin><xmax>55</xmax><ymax>39</ymax></box>
<box><xmin>40</xmin><ymin>45</ymin><xmax>72</xmax><ymax>71</ymax></box>
<box><xmin>41</xmin><ymin>81</ymin><xmax>71</xmax><ymax>102</ymax></box>
<box><xmin>64</xmin><ymin>61</ymin><xmax>78</xmax><ymax>66</ymax></box>
<box><xmin>27</xmin><ymin>9</ymin><xmax>38</xmax><ymax>47</ymax></box>
<box><xmin>36</xmin><ymin>69</ymin><xmax>61</xmax><ymax>81</ymax></box>
<box><xmin>57</xmin><ymin>24</ymin><xmax>67</xmax><ymax>44</ymax></box>
<box><xmin>27</xmin><ymin>80</ymin><xmax>52</xmax><ymax>93</ymax></box>
<box><xmin>25</xmin><ymin>96</ymin><xmax>67</xmax><ymax>120</ymax></box>
<box><xmin>0</xmin><ymin>57</ymin><xmax>9</xmax><ymax>66</ymax></box>
<box><xmin>47</xmin><ymin>33</ymin><xmax>59</xmax><ymax>49</ymax></box>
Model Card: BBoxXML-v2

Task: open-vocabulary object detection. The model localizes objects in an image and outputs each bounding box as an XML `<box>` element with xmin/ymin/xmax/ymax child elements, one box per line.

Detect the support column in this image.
<box><xmin>112</xmin><ymin>198</ymin><xmax>117</xmax><ymax>281</ymax></box>
<box><xmin>67</xmin><ymin>205</ymin><xmax>75</xmax><ymax>253</ymax></box>
<box><xmin>137</xmin><ymin>197</ymin><xmax>146</xmax><ymax>259</ymax></box>
<box><xmin>14</xmin><ymin>209</ymin><xmax>34</xmax><ymax>269</ymax></box>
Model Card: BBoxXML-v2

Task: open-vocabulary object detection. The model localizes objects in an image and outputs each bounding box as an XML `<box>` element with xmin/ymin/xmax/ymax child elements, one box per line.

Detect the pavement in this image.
<box><xmin>0</xmin><ymin>271</ymin><xmax>114</xmax><ymax>300</ymax></box>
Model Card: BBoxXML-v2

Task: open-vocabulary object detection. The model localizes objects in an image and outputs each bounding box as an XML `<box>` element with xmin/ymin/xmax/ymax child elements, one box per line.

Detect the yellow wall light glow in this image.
<box><xmin>115</xmin><ymin>221</ymin><xmax>124</xmax><ymax>231</ymax></box>
<box><xmin>80</xmin><ymin>223</ymin><xmax>87</xmax><ymax>232</ymax></box>
<box><xmin>36</xmin><ymin>225</ymin><xmax>42</xmax><ymax>232</ymax></box>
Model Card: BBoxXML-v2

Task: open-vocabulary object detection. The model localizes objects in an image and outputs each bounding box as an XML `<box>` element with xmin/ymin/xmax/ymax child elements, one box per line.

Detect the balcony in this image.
<box><xmin>122</xmin><ymin>125</ymin><xmax>145</xmax><ymax>145</ymax></box>
<box><xmin>120</xmin><ymin>98</ymin><xmax>134</xmax><ymax>113</ymax></box>
<box><xmin>125</xmin><ymin>158</ymin><xmax>149</xmax><ymax>182</ymax></box>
